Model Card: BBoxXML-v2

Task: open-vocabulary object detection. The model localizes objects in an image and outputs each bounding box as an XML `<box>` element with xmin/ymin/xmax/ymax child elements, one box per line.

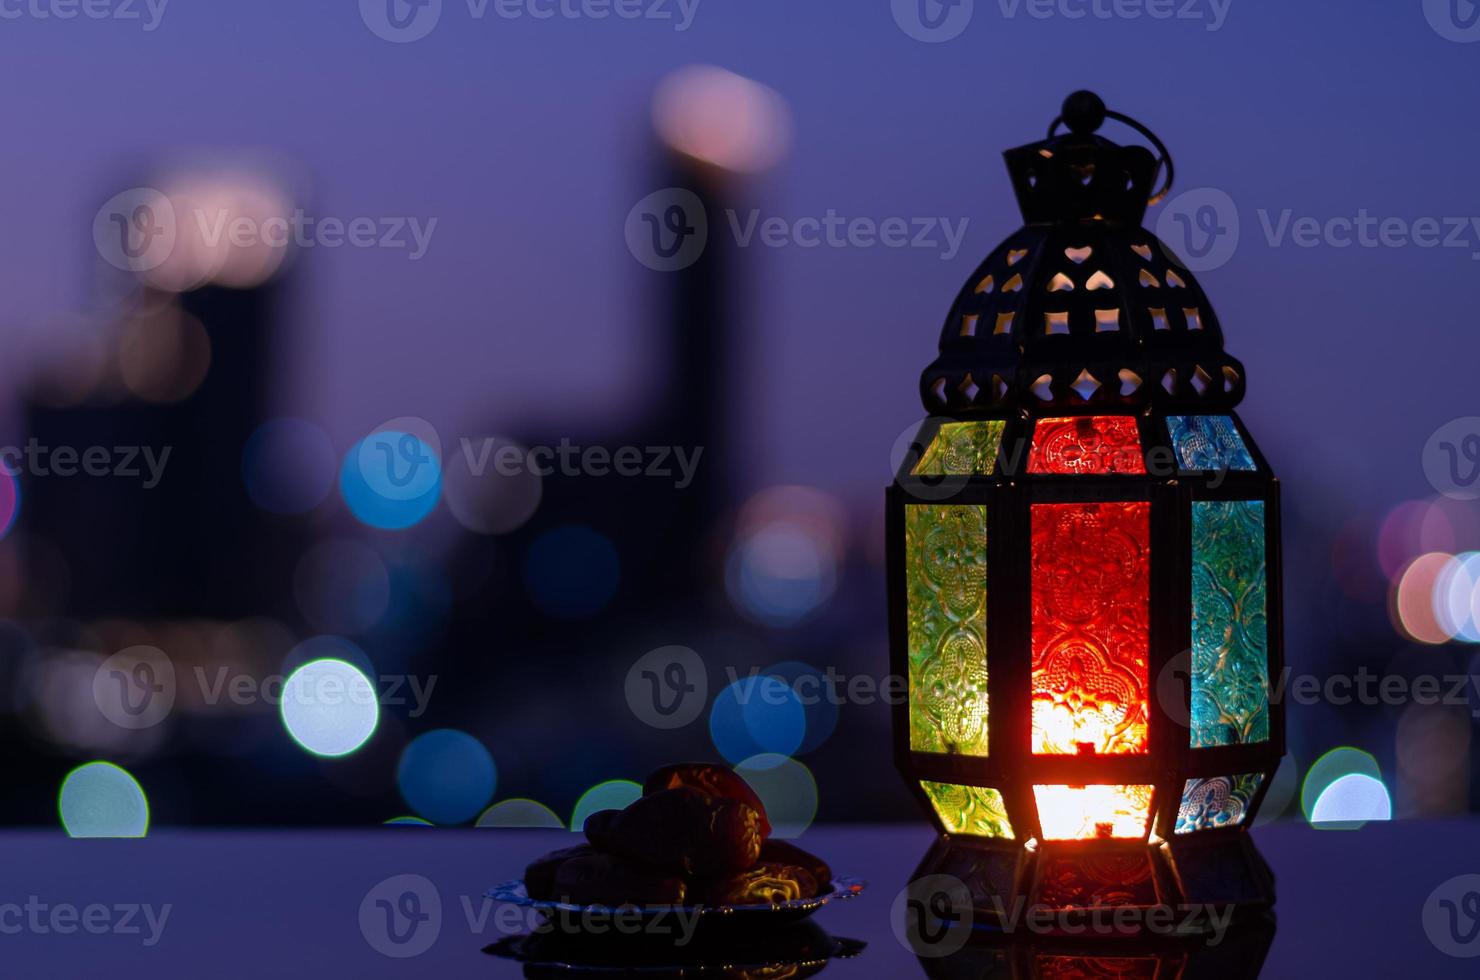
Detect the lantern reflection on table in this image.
<box><xmin>888</xmin><ymin>92</ymin><xmax>1283</xmax><ymax>930</ymax></box>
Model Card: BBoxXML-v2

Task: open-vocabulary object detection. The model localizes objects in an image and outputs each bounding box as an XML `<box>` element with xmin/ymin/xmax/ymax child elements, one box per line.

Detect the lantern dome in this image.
<box><xmin>920</xmin><ymin>92</ymin><xmax>1246</xmax><ymax>417</ymax></box>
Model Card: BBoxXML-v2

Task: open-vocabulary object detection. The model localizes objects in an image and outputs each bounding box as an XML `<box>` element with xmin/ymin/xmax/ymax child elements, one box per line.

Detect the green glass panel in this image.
<box><xmin>906</xmin><ymin>504</ymin><xmax>989</xmax><ymax>756</ymax></box>
<box><xmin>913</xmin><ymin>421</ymin><xmax>1004</xmax><ymax>476</ymax></box>
<box><xmin>1190</xmin><ymin>500</ymin><xmax>1269</xmax><ymax>748</ymax></box>
<box><xmin>1175</xmin><ymin>772</ymin><xmax>1264</xmax><ymax>834</ymax></box>
<box><xmin>921</xmin><ymin>780</ymin><xmax>1013</xmax><ymax>839</ymax></box>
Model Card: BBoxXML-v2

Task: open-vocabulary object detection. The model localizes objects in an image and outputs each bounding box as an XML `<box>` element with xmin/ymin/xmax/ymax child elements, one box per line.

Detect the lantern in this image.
<box><xmin>889</xmin><ymin>92</ymin><xmax>1282</xmax><ymax>928</ymax></box>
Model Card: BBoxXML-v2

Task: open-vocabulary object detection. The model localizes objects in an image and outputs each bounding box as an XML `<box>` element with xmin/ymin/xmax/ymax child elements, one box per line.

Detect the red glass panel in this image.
<box><xmin>1031</xmin><ymin>502</ymin><xmax>1150</xmax><ymax>755</ymax></box>
<box><xmin>1036</xmin><ymin>956</ymin><xmax>1159</xmax><ymax>980</ymax></box>
<box><xmin>1028</xmin><ymin>416</ymin><xmax>1146</xmax><ymax>475</ymax></box>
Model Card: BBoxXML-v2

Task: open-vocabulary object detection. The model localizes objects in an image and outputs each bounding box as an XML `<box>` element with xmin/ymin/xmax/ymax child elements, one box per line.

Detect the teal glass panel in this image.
<box><xmin>1190</xmin><ymin>500</ymin><xmax>1269</xmax><ymax>748</ymax></box>
<box><xmin>1175</xmin><ymin>772</ymin><xmax>1264</xmax><ymax>834</ymax></box>
<box><xmin>1168</xmin><ymin>416</ymin><xmax>1256</xmax><ymax>472</ymax></box>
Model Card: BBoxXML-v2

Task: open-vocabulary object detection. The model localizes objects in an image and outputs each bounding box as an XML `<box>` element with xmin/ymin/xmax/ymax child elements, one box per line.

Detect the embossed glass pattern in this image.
<box><xmin>1028</xmin><ymin>416</ymin><xmax>1146</xmax><ymax>475</ymax></box>
<box><xmin>1190</xmin><ymin>500</ymin><xmax>1269</xmax><ymax>748</ymax></box>
<box><xmin>913</xmin><ymin>421</ymin><xmax>1005</xmax><ymax>476</ymax></box>
<box><xmin>905</xmin><ymin>505</ymin><xmax>989</xmax><ymax>756</ymax></box>
<box><xmin>1167</xmin><ymin>415</ymin><xmax>1256</xmax><ymax>472</ymax></box>
<box><xmin>1031</xmin><ymin>502</ymin><xmax>1150</xmax><ymax>755</ymax></box>
<box><xmin>1036</xmin><ymin>956</ymin><xmax>1159</xmax><ymax>980</ymax></box>
<box><xmin>920</xmin><ymin>781</ymin><xmax>1014</xmax><ymax>839</ymax></box>
<box><xmin>1175</xmin><ymin>772</ymin><xmax>1264</xmax><ymax>834</ymax></box>
<box><xmin>1033</xmin><ymin>784</ymin><xmax>1155</xmax><ymax>840</ymax></box>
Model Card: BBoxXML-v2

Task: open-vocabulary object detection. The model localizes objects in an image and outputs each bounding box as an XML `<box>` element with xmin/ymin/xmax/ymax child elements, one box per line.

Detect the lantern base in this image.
<box><xmin>911</xmin><ymin>905</ymin><xmax>1277</xmax><ymax>979</ymax></box>
<box><xmin>910</xmin><ymin>831</ymin><xmax>1274</xmax><ymax>940</ymax></box>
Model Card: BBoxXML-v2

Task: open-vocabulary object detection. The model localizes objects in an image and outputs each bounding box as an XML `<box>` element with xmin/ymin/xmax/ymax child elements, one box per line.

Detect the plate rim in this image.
<box><xmin>488</xmin><ymin>874</ymin><xmax>867</xmax><ymax>916</ymax></box>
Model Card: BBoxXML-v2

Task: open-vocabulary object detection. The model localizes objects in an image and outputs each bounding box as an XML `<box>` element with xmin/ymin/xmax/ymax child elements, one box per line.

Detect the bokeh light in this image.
<box><xmin>477</xmin><ymin>798</ymin><xmax>565</xmax><ymax>829</ymax></box>
<box><xmin>764</xmin><ymin>661</ymin><xmax>839</xmax><ymax>754</ymax></box>
<box><xmin>1301</xmin><ymin>746</ymin><xmax>1382</xmax><ymax>822</ymax></box>
<box><xmin>292</xmin><ymin>539</ymin><xmax>391</xmax><ymax>635</ymax></box>
<box><xmin>340</xmin><ymin>435</ymin><xmax>441</xmax><ymax>530</ymax></box>
<box><xmin>707</xmin><ymin>675</ymin><xmax>805</xmax><ymax>769</ymax></box>
<box><xmin>0</xmin><ymin>469</ymin><xmax>20</xmax><ymax>541</ymax></box>
<box><xmin>1434</xmin><ymin>552</ymin><xmax>1480</xmax><ymax>642</ymax></box>
<box><xmin>735</xmin><ymin>754</ymin><xmax>817</xmax><ymax>839</ymax></box>
<box><xmin>523</xmin><ymin>525</ymin><xmax>620</xmax><ymax>619</ymax></box>
<box><xmin>569</xmin><ymin>779</ymin><xmax>643</xmax><ymax>832</ymax></box>
<box><xmin>397</xmin><ymin>729</ymin><xmax>497</xmax><ymax>825</ymax></box>
<box><xmin>1392</xmin><ymin>552</ymin><xmax>1457</xmax><ymax>644</ymax></box>
<box><xmin>1397</xmin><ymin>704</ymin><xmax>1471</xmax><ymax>816</ymax></box>
<box><xmin>384</xmin><ymin>816</ymin><xmax>433</xmax><ymax>826</ymax></box>
<box><xmin>279</xmin><ymin>658</ymin><xmax>379</xmax><ymax>758</ymax></box>
<box><xmin>241</xmin><ymin>418</ymin><xmax>337</xmax><ymax>515</ymax></box>
<box><xmin>725</xmin><ymin>486</ymin><xmax>843</xmax><ymax>628</ymax></box>
<box><xmin>1309</xmin><ymin>773</ymin><xmax>1392</xmax><ymax>829</ymax></box>
<box><xmin>709</xmin><ymin>674</ymin><xmax>806</xmax><ymax>763</ymax></box>
<box><xmin>1378</xmin><ymin>500</ymin><xmax>1455</xmax><ymax>581</ymax></box>
<box><xmin>58</xmin><ymin>762</ymin><xmax>149</xmax><ymax>838</ymax></box>
<box><xmin>652</xmin><ymin>65</ymin><xmax>792</xmax><ymax>173</ymax></box>
<box><xmin>442</xmin><ymin>435</ymin><xmax>543</xmax><ymax>535</ymax></box>
<box><xmin>116</xmin><ymin>304</ymin><xmax>211</xmax><ymax>403</ymax></box>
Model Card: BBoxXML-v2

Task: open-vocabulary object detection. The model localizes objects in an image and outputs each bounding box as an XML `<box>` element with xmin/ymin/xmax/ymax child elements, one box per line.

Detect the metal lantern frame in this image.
<box><xmin>887</xmin><ymin>92</ymin><xmax>1284</xmax><ymax>926</ymax></box>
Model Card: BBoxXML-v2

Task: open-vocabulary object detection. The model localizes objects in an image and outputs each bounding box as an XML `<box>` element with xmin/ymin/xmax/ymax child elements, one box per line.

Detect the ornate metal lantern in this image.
<box><xmin>888</xmin><ymin>92</ymin><xmax>1283</xmax><ymax>927</ymax></box>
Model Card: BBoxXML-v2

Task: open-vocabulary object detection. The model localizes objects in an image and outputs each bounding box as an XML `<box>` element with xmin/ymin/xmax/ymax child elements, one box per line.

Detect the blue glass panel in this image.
<box><xmin>1190</xmin><ymin>501</ymin><xmax>1269</xmax><ymax>748</ymax></box>
<box><xmin>1175</xmin><ymin>773</ymin><xmax>1264</xmax><ymax>834</ymax></box>
<box><xmin>1167</xmin><ymin>416</ymin><xmax>1256</xmax><ymax>472</ymax></box>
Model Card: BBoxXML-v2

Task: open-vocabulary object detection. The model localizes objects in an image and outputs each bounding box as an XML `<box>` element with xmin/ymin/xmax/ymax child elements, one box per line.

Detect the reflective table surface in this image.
<box><xmin>4</xmin><ymin>820</ymin><xmax>1476</xmax><ymax>977</ymax></box>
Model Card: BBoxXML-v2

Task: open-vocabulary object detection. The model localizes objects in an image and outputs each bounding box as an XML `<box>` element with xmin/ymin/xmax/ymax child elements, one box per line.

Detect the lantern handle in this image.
<box><xmin>1047</xmin><ymin>91</ymin><xmax>1175</xmax><ymax>207</ymax></box>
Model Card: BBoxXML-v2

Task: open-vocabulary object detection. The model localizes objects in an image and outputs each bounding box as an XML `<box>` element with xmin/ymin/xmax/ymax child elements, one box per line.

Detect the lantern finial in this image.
<box><xmin>1060</xmin><ymin>90</ymin><xmax>1106</xmax><ymax>134</ymax></box>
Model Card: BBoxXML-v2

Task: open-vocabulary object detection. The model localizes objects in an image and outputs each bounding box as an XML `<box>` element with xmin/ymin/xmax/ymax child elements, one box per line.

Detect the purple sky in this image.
<box><xmin>0</xmin><ymin>0</ymin><xmax>1474</xmax><ymax>530</ymax></box>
